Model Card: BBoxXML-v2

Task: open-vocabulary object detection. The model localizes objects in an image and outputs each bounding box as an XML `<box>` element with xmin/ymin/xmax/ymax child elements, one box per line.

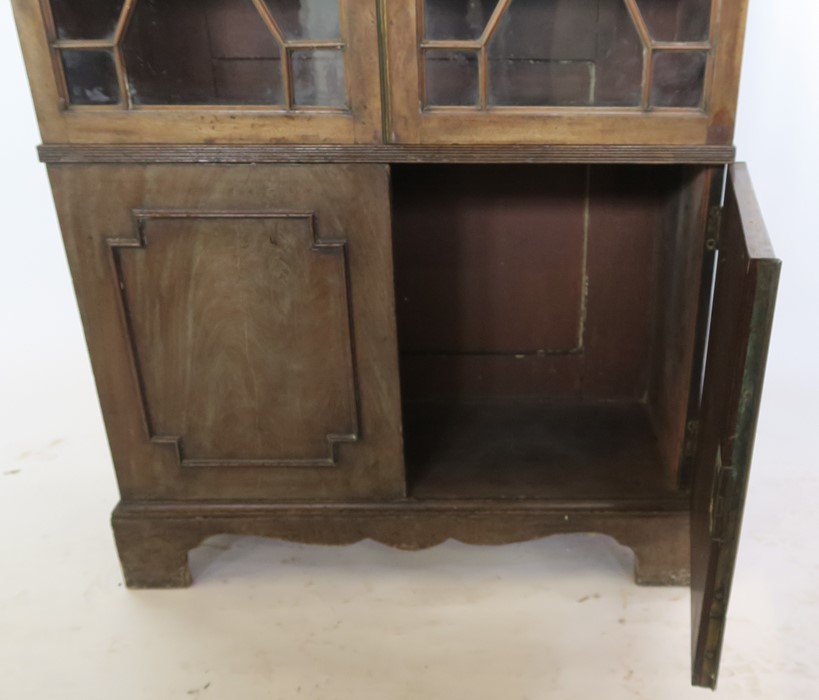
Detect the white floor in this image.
<box><xmin>2</xmin><ymin>2</ymin><xmax>819</xmax><ymax>697</ymax></box>
<box><xmin>1</xmin><ymin>341</ymin><xmax>817</xmax><ymax>699</ymax></box>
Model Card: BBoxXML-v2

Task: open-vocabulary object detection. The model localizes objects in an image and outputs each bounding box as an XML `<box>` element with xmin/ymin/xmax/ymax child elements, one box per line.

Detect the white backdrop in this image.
<box><xmin>1</xmin><ymin>2</ymin><xmax>818</xmax><ymax>699</ymax></box>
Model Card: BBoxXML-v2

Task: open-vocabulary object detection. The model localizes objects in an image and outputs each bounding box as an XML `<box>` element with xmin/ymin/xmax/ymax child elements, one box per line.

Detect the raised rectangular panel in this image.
<box><xmin>111</xmin><ymin>211</ymin><xmax>359</xmax><ymax>467</ymax></box>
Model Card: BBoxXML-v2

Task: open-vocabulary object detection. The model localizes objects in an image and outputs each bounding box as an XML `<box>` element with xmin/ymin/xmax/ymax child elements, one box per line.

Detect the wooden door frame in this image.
<box><xmin>11</xmin><ymin>0</ymin><xmax>383</xmax><ymax>144</ymax></box>
<box><xmin>381</xmin><ymin>0</ymin><xmax>748</xmax><ymax>145</ymax></box>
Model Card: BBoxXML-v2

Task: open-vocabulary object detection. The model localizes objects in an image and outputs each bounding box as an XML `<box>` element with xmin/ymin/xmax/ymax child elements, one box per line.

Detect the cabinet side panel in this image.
<box><xmin>648</xmin><ymin>166</ymin><xmax>710</xmax><ymax>479</ymax></box>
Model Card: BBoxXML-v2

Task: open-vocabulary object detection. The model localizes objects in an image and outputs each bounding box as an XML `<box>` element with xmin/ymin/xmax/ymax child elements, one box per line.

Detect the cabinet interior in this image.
<box><xmin>53</xmin><ymin>0</ymin><xmax>347</xmax><ymax>107</ymax></box>
<box><xmin>422</xmin><ymin>0</ymin><xmax>712</xmax><ymax>109</ymax></box>
<box><xmin>391</xmin><ymin>164</ymin><xmax>710</xmax><ymax>500</ymax></box>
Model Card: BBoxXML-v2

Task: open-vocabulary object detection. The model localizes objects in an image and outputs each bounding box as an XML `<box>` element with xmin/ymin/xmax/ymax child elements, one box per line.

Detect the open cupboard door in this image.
<box><xmin>690</xmin><ymin>164</ymin><xmax>781</xmax><ymax>688</ymax></box>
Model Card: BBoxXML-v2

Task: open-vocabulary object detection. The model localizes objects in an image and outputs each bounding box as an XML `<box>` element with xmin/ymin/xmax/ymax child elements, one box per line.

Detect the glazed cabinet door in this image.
<box><xmin>690</xmin><ymin>164</ymin><xmax>780</xmax><ymax>688</ymax></box>
<box><xmin>383</xmin><ymin>0</ymin><xmax>748</xmax><ymax>145</ymax></box>
<box><xmin>12</xmin><ymin>0</ymin><xmax>382</xmax><ymax>143</ymax></box>
<box><xmin>48</xmin><ymin>164</ymin><xmax>404</xmax><ymax>501</ymax></box>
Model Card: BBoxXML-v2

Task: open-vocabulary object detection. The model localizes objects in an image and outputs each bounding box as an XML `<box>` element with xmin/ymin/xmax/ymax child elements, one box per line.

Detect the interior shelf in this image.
<box><xmin>404</xmin><ymin>399</ymin><xmax>683</xmax><ymax>501</ymax></box>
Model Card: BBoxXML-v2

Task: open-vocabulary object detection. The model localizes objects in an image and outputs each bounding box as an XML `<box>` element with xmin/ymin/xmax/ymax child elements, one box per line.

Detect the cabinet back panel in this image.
<box><xmin>392</xmin><ymin>164</ymin><xmax>683</xmax><ymax>402</ymax></box>
<box><xmin>393</xmin><ymin>165</ymin><xmax>587</xmax><ymax>356</ymax></box>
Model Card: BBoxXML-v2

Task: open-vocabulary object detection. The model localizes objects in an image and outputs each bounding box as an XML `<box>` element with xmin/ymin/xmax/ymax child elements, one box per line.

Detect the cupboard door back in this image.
<box><xmin>690</xmin><ymin>164</ymin><xmax>780</xmax><ymax>688</ymax></box>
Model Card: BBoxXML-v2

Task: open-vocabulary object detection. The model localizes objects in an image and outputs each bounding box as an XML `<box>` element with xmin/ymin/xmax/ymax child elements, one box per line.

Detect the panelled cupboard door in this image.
<box><xmin>11</xmin><ymin>0</ymin><xmax>382</xmax><ymax>143</ymax></box>
<box><xmin>690</xmin><ymin>164</ymin><xmax>780</xmax><ymax>688</ymax></box>
<box><xmin>47</xmin><ymin>164</ymin><xmax>405</xmax><ymax>501</ymax></box>
<box><xmin>383</xmin><ymin>0</ymin><xmax>748</xmax><ymax>145</ymax></box>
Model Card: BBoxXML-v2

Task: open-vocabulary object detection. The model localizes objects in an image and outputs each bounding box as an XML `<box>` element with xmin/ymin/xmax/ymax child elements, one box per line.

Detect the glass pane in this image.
<box><xmin>61</xmin><ymin>49</ymin><xmax>120</xmax><ymax>105</ymax></box>
<box><xmin>651</xmin><ymin>51</ymin><xmax>707</xmax><ymax>107</ymax></box>
<box><xmin>424</xmin><ymin>50</ymin><xmax>479</xmax><ymax>107</ymax></box>
<box><xmin>49</xmin><ymin>0</ymin><xmax>125</xmax><ymax>40</ymax></box>
<box><xmin>490</xmin><ymin>60</ymin><xmax>594</xmax><ymax>107</ymax></box>
<box><xmin>123</xmin><ymin>0</ymin><xmax>284</xmax><ymax>105</ymax></box>
<box><xmin>292</xmin><ymin>49</ymin><xmax>346</xmax><ymax>107</ymax></box>
<box><xmin>424</xmin><ymin>0</ymin><xmax>498</xmax><ymax>40</ymax></box>
<box><xmin>262</xmin><ymin>0</ymin><xmax>341</xmax><ymax>39</ymax></box>
<box><xmin>211</xmin><ymin>57</ymin><xmax>284</xmax><ymax>104</ymax></box>
<box><xmin>636</xmin><ymin>0</ymin><xmax>711</xmax><ymax>42</ymax></box>
<box><xmin>488</xmin><ymin>0</ymin><xmax>642</xmax><ymax>107</ymax></box>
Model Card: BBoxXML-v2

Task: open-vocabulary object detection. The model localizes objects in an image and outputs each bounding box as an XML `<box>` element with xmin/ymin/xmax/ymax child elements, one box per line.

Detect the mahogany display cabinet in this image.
<box><xmin>12</xmin><ymin>0</ymin><xmax>779</xmax><ymax>688</ymax></box>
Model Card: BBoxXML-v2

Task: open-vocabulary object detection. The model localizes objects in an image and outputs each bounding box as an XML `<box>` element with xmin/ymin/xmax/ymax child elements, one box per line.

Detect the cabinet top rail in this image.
<box><xmin>38</xmin><ymin>143</ymin><xmax>736</xmax><ymax>165</ymax></box>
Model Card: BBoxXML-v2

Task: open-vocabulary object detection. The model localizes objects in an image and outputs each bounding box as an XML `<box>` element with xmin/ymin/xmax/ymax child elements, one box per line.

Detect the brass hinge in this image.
<box><xmin>709</xmin><ymin>447</ymin><xmax>737</xmax><ymax>543</ymax></box>
<box><xmin>705</xmin><ymin>205</ymin><xmax>722</xmax><ymax>252</ymax></box>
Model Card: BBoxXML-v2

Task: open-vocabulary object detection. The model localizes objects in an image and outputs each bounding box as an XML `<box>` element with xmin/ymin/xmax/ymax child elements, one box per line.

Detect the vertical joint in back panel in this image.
<box><xmin>577</xmin><ymin>164</ymin><xmax>592</xmax><ymax>352</ymax></box>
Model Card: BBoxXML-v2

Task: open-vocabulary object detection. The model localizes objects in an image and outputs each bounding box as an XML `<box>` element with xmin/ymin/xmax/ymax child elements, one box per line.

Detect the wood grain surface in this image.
<box><xmin>112</xmin><ymin>499</ymin><xmax>691</xmax><ymax>588</ymax></box>
<box><xmin>48</xmin><ymin>163</ymin><xmax>405</xmax><ymax>500</ymax></box>
<box><xmin>393</xmin><ymin>164</ymin><xmax>679</xmax><ymax>402</ymax></box>
<box><xmin>38</xmin><ymin>143</ymin><xmax>736</xmax><ymax>164</ymax></box>
<box><xmin>112</xmin><ymin>212</ymin><xmax>358</xmax><ymax>467</ymax></box>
